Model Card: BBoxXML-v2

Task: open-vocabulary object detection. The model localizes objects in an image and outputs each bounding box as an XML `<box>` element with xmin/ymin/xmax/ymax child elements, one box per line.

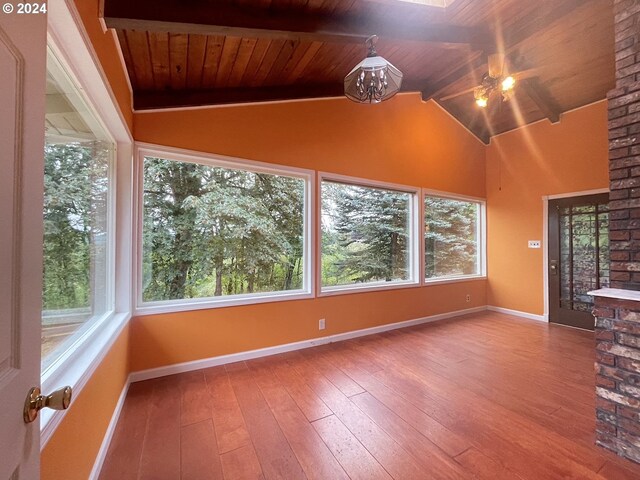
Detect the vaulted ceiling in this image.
<box><xmin>103</xmin><ymin>0</ymin><xmax>615</xmax><ymax>143</ymax></box>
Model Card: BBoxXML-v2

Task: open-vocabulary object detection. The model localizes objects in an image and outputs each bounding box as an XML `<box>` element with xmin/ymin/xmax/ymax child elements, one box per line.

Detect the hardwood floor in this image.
<box><xmin>99</xmin><ymin>312</ymin><xmax>640</xmax><ymax>479</ymax></box>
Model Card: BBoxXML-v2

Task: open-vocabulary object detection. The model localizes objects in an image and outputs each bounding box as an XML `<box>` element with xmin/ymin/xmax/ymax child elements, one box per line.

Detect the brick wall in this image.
<box><xmin>594</xmin><ymin>296</ymin><xmax>640</xmax><ymax>463</ymax></box>
<box><xmin>594</xmin><ymin>0</ymin><xmax>640</xmax><ymax>463</ymax></box>
<box><xmin>609</xmin><ymin>0</ymin><xmax>640</xmax><ymax>290</ymax></box>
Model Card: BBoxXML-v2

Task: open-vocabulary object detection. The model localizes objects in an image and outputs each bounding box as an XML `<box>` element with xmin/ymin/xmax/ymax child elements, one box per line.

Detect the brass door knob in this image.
<box><xmin>23</xmin><ymin>386</ymin><xmax>72</xmax><ymax>423</ymax></box>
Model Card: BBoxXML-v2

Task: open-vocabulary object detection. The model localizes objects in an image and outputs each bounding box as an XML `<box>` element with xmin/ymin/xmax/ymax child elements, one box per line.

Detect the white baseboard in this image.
<box><xmin>89</xmin><ymin>376</ymin><xmax>131</xmax><ymax>480</ymax></box>
<box><xmin>487</xmin><ymin>305</ymin><xmax>548</xmax><ymax>323</ymax></box>
<box><xmin>129</xmin><ymin>306</ymin><xmax>487</xmax><ymax>383</ymax></box>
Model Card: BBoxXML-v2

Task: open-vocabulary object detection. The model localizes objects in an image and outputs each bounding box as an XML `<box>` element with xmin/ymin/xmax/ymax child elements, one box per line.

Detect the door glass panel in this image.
<box><xmin>560</xmin><ymin>215</ymin><xmax>571</xmax><ymax>309</ymax></box>
<box><xmin>558</xmin><ymin>201</ymin><xmax>609</xmax><ymax>314</ymax></box>
<box><xmin>572</xmin><ymin>212</ymin><xmax>596</xmax><ymax>311</ymax></box>
<box><xmin>42</xmin><ymin>47</ymin><xmax>114</xmax><ymax>371</ymax></box>
<box><xmin>573</xmin><ymin>205</ymin><xmax>594</xmax><ymax>214</ymax></box>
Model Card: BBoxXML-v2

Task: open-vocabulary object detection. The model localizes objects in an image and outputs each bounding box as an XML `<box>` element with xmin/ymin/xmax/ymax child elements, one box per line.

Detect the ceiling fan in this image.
<box><xmin>440</xmin><ymin>53</ymin><xmax>537</xmax><ymax>108</ymax></box>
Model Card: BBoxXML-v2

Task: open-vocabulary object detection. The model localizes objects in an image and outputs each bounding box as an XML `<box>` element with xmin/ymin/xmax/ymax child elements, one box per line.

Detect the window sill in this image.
<box><xmin>135</xmin><ymin>290</ymin><xmax>315</xmax><ymax>316</ymax></box>
<box><xmin>319</xmin><ymin>280</ymin><xmax>421</xmax><ymax>297</ymax></box>
<box><xmin>423</xmin><ymin>275</ymin><xmax>487</xmax><ymax>286</ymax></box>
<box><xmin>40</xmin><ymin>310</ymin><xmax>130</xmax><ymax>449</ymax></box>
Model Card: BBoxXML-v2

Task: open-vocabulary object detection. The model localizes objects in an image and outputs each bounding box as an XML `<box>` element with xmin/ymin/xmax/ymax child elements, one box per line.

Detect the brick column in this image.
<box><xmin>594</xmin><ymin>294</ymin><xmax>640</xmax><ymax>463</ymax></box>
<box><xmin>609</xmin><ymin>0</ymin><xmax>640</xmax><ymax>290</ymax></box>
<box><xmin>593</xmin><ymin>0</ymin><xmax>640</xmax><ymax>464</ymax></box>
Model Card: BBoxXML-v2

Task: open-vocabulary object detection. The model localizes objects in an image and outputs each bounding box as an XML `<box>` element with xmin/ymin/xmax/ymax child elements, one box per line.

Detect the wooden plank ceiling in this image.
<box><xmin>103</xmin><ymin>0</ymin><xmax>615</xmax><ymax>143</ymax></box>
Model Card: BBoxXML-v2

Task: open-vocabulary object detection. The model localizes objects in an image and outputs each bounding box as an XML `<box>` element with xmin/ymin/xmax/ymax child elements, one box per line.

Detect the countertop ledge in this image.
<box><xmin>588</xmin><ymin>288</ymin><xmax>640</xmax><ymax>302</ymax></box>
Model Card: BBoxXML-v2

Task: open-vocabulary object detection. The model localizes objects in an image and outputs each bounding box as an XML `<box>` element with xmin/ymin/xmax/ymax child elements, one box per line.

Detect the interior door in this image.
<box><xmin>548</xmin><ymin>193</ymin><xmax>610</xmax><ymax>331</ymax></box>
<box><xmin>0</xmin><ymin>11</ymin><xmax>47</xmax><ymax>480</ymax></box>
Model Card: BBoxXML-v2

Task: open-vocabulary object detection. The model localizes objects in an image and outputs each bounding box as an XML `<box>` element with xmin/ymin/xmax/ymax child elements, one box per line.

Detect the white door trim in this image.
<box><xmin>0</xmin><ymin>8</ymin><xmax>47</xmax><ymax>479</ymax></box>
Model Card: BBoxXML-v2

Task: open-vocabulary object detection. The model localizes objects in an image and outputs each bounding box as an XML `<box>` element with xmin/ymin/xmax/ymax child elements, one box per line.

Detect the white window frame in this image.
<box><xmin>134</xmin><ymin>143</ymin><xmax>315</xmax><ymax>315</ymax></box>
<box><xmin>422</xmin><ymin>189</ymin><xmax>487</xmax><ymax>285</ymax></box>
<box><xmin>318</xmin><ymin>172</ymin><xmax>421</xmax><ymax>297</ymax></box>
<box><xmin>42</xmin><ymin>0</ymin><xmax>134</xmax><ymax>448</ymax></box>
<box><xmin>41</xmin><ymin>46</ymin><xmax>117</xmax><ymax>374</ymax></box>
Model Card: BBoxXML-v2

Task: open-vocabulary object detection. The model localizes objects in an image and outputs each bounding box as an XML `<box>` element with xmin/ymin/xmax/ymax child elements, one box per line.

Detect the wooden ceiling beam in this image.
<box><xmin>133</xmin><ymin>81</ymin><xmax>434</xmax><ymax>110</ymax></box>
<box><xmin>519</xmin><ymin>78</ymin><xmax>561</xmax><ymax>123</ymax></box>
<box><xmin>103</xmin><ymin>0</ymin><xmax>492</xmax><ymax>49</ymax></box>
<box><xmin>134</xmin><ymin>84</ymin><xmax>348</xmax><ymax>110</ymax></box>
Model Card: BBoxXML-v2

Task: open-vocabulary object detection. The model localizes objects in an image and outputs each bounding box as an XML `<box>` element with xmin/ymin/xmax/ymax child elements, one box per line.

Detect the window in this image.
<box><xmin>321</xmin><ymin>178</ymin><xmax>418</xmax><ymax>292</ymax></box>
<box><xmin>140</xmin><ymin>152</ymin><xmax>311</xmax><ymax>309</ymax></box>
<box><xmin>424</xmin><ymin>194</ymin><xmax>484</xmax><ymax>281</ymax></box>
<box><xmin>42</xmin><ymin>48</ymin><xmax>115</xmax><ymax>371</ymax></box>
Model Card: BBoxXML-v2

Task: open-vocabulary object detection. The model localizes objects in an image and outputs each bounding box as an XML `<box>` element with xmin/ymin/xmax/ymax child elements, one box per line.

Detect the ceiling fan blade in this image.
<box><xmin>439</xmin><ymin>85</ymin><xmax>478</xmax><ymax>102</ymax></box>
<box><xmin>439</xmin><ymin>63</ymin><xmax>540</xmax><ymax>103</ymax></box>
<box><xmin>513</xmin><ymin>68</ymin><xmax>541</xmax><ymax>81</ymax></box>
<box><xmin>488</xmin><ymin>53</ymin><xmax>505</xmax><ymax>78</ymax></box>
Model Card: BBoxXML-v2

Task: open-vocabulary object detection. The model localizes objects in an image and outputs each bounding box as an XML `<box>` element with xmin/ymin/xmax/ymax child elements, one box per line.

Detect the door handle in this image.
<box><xmin>23</xmin><ymin>385</ymin><xmax>72</xmax><ymax>423</ymax></box>
<box><xmin>550</xmin><ymin>260</ymin><xmax>558</xmax><ymax>275</ymax></box>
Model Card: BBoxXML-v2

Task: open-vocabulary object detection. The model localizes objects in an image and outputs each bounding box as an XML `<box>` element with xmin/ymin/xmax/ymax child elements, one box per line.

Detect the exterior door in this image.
<box><xmin>0</xmin><ymin>11</ymin><xmax>47</xmax><ymax>480</ymax></box>
<box><xmin>548</xmin><ymin>193</ymin><xmax>610</xmax><ymax>330</ymax></box>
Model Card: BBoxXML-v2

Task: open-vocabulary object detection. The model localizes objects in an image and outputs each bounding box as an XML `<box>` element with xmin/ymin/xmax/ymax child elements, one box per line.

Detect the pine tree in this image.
<box><xmin>43</xmin><ymin>142</ymin><xmax>109</xmax><ymax>313</ymax></box>
<box><xmin>425</xmin><ymin>197</ymin><xmax>478</xmax><ymax>278</ymax></box>
<box><xmin>142</xmin><ymin>158</ymin><xmax>305</xmax><ymax>301</ymax></box>
<box><xmin>322</xmin><ymin>182</ymin><xmax>411</xmax><ymax>285</ymax></box>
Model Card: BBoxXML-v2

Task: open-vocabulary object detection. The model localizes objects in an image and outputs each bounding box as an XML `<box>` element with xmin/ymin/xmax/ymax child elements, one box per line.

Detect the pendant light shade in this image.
<box><xmin>344</xmin><ymin>35</ymin><xmax>403</xmax><ymax>104</ymax></box>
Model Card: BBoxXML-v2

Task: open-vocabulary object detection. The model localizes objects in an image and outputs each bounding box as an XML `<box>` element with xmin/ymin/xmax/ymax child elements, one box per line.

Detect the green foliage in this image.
<box><xmin>42</xmin><ymin>142</ymin><xmax>110</xmax><ymax>311</ymax></box>
<box><xmin>42</xmin><ymin>145</ymin><xmax>481</xmax><ymax>311</ymax></box>
<box><xmin>321</xmin><ymin>182</ymin><xmax>410</xmax><ymax>286</ymax></box>
<box><xmin>142</xmin><ymin>158</ymin><xmax>304</xmax><ymax>301</ymax></box>
<box><xmin>425</xmin><ymin>197</ymin><xmax>478</xmax><ymax>278</ymax></box>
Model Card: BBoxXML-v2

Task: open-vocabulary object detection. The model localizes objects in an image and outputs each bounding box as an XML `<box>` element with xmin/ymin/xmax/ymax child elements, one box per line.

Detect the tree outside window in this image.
<box><xmin>142</xmin><ymin>157</ymin><xmax>306</xmax><ymax>303</ymax></box>
<box><xmin>425</xmin><ymin>196</ymin><xmax>480</xmax><ymax>279</ymax></box>
<box><xmin>321</xmin><ymin>180</ymin><xmax>414</xmax><ymax>289</ymax></box>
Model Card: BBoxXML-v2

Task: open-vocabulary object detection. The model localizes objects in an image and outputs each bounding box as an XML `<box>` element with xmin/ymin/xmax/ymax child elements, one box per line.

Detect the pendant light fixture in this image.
<box><xmin>344</xmin><ymin>35</ymin><xmax>403</xmax><ymax>104</ymax></box>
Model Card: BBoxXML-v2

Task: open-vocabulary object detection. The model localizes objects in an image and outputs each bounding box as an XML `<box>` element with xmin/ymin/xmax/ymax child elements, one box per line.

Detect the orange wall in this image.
<box><xmin>486</xmin><ymin>101</ymin><xmax>609</xmax><ymax>315</ymax></box>
<box><xmin>72</xmin><ymin>0</ymin><xmax>133</xmax><ymax>131</ymax></box>
<box><xmin>130</xmin><ymin>94</ymin><xmax>487</xmax><ymax>372</ymax></box>
<box><xmin>135</xmin><ymin>94</ymin><xmax>486</xmax><ymax>196</ymax></box>
<box><xmin>41</xmin><ymin>325</ymin><xmax>130</xmax><ymax>480</ymax></box>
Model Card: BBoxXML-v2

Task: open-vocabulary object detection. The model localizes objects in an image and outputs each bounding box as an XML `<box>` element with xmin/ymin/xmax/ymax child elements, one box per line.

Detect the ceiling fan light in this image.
<box><xmin>474</xmin><ymin>86</ymin><xmax>489</xmax><ymax>108</ymax></box>
<box><xmin>502</xmin><ymin>76</ymin><xmax>516</xmax><ymax>91</ymax></box>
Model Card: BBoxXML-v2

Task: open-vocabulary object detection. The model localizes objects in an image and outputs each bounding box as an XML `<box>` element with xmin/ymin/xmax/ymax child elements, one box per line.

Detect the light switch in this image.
<box><xmin>528</xmin><ymin>240</ymin><xmax>541</xmax><ymax>249</ymax></box>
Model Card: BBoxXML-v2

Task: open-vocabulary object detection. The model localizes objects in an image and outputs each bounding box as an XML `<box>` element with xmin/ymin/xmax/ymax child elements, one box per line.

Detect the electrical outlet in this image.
<box><xmin>466</xmin><ymin>294</ymin><xmax>471</xmax><ymax>302</ymax></box>
<box><xmin>319</xmin><ymin>318</ymin><xmax>326</xmax><ymax>330</ymax></box>
<box><xmin>528</xmin><ymin>240</ymin><xmax>541</xmax><ymax>249</ymax></box>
